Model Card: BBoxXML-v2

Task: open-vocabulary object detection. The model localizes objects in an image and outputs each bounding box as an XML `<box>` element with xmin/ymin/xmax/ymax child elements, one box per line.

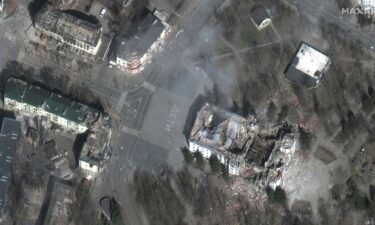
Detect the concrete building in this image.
<box><xmin>78</xmin><ymin>141</ymin><xmax>100</xmax><ymax>179</ymax></box>
<box><xmin>250</xmin><ymin>4</ymin><xmax>271</xmax><ymax>30</ymax></box>
<box><xmin>284</xmin><ymin>42</ymin><xmax>330</xmax><ymax>88</ymax></box>
<box><xmin>188</xmin><ymin>103</ymin><xmax>259</xmax><ymax>175</ymax></box>
<box><xmin>4</xmin><ymin>78</ymin><xmax>100</xmax><ymax>134</ymax></box>
<box><xmin>34</xmin><ymin>4</ymin><xmax>111</xmax><ymax>59</ymax></box>
<box><xmin>109</xmin><ymin>9</ymin><xmax>170</xmax><ymax>74</ymax></box>
<box><xmin>0</xmin><ymin>118</ymin><xmax>21</xmax><ymax>211</ymax></box>
<box><xmin>42</xmin><ymin>179</ymin><xmax>74</xmax><ymax>225</ymax></box>
<box><xmin>78</xmin><ymin>131</ymin><xmax>107</xmax><ymax>179</ymax></box>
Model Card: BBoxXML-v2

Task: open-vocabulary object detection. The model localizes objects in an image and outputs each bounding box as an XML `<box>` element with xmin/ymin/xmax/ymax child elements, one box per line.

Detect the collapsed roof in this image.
<box><xmin>189</xmin><ymin>103</ymin><xmax>258</xmax><ymax>154</ymax></box>
<box><xmin>34</xmin><ymin>4</ymin><xmax>102</xmax><ymax>46</ymax></box>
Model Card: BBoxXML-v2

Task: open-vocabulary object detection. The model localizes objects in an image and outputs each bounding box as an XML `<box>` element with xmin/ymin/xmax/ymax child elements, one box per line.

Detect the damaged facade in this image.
<box><xmin>188</xmin><ymin>103</ymin><xmax>299</xmax><ymax>185</ymax></box>
<box><xmin>109</xmin><ymin>9</ymin><xmax>170</xmax><ymax>74</ymax></box>
<box><xmin>34</xmin><ymin>4</ymin><xmax>111</xmax><ymax>60</ymax></box>
<box><xmin>189</xmin><ymin>103</ymin><xmax>259</xmax><ymax>175</ymax></box>
<box><xmin>4</xmin><ymin>78</ymin><xmax>100</xmax><ymax>134</ymax></box>
<box><xmin>79</xmin><ymin>116</ymin><xmax>111</xmax><ymax>179</ymax></box>
<box><xmin>284</xmin><ymin>42</ymin><xmax>331</xmax><ymax>88</ymax></box>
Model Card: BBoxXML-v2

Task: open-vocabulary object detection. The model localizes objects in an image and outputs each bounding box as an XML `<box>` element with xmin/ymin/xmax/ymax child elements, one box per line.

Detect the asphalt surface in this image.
<box><xmin>95</xmin><ymin>0</ymin><xmax>226</xmax><ymax>224</ymax></box>
<box><xmin>286</xmin><ymin>0</ymin><xmax>375</xmax><ymax>50</ymax></box>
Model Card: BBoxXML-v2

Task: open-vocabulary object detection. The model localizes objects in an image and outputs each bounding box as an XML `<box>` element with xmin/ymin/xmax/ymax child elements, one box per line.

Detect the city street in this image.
<box><xmin>286</xmin><ymin>0</ymin><xmax>375</xmax><ymax>51</ymax></box>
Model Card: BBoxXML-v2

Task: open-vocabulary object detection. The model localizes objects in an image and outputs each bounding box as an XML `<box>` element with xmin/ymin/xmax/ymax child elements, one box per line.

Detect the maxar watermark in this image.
<box><xmin>342</xmin><ymin>7</ymin><xmax>375</xmax><ymax>15</ymax></box>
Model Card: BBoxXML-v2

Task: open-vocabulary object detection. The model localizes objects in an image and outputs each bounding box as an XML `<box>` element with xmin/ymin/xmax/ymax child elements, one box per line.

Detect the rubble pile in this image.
<box><xmin>78</xmin><ymin>114</ymin><xmax>111</xmax><ymax>179</ymax></box>
<box><xmin>351</xmin><ymin>144</ymin><xmax>375</xmax><ymax>184</ymax></box>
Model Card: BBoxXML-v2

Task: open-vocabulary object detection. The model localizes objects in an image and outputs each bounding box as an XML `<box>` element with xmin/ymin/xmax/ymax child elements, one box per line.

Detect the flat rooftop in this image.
<box><xmin>0</xmin><ymin>118</ymin><xmax>20</xmax><ymax>210</ymax></box>
<box><xmin>294</xmin><ymin>43</ymin><xmax>330</xmax><ymax>79</ymax></box>
<box><xmin>285</xmin><ymin>43</ymin><xmax>330</xmax><ymax>88</ymax></box>
<box><xmin>116</xmin><ymin>10</ymin><xmax>165</xmax><ymax>59</ymax></box>
<box><xmin>35</xmin><ymin>5</ymin><xmax>102</xmax><ymax>46</ymax></box>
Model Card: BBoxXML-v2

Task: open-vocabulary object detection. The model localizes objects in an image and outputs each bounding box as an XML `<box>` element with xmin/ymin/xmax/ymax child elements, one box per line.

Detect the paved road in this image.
<box><xmin>96</xmin><ymin>0</ymin><xmax>225</xmax><ymax>224</ymax></box>
<box><xmin>286</xmin><ymin>0</ymin><xmax>375</xmax><ymax>50</ymax></box>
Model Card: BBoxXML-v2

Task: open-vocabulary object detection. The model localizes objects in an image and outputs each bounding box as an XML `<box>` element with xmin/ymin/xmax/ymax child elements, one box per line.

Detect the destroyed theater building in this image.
<box><xmin>189</xmin><ymin>103</ymin><xmax>259</xmax><ymax>175</ymax></box>
<box><xmin>34</xmin><ymin>4</ymin><xmax>110</xmax><ymax>59</ymax></box>
<box><xmin>188</xmin><ymin>103</ymin><xmax>299</xmax><ymax>180</ymax></box>
<box><xmin>0</xmin><ymin>118</ymin><xmax>21</xmax><ymax>211</ymax></box>
<box><xmin>284</xmin><ymin>42</ymin><xmax>330</xmax><ymax>88</ymax></box>
<box><xmin>4</xmin><ymin>78</ymin><xmax>100</xmax><ymax>134</ymax></box>
<box><xmin>250</xmin><ymin>4</ymin><xmax>271</xmax><ymax>30</ymax></box>
<box><xmin>109</xmin><ymin>9</ymin><xmax>169</xmax><ymax>73</ymax></box>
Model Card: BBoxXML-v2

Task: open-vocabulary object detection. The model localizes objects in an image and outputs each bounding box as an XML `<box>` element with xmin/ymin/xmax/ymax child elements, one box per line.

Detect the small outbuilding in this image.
<box><xmin>284</xmin><ymin>42</ymin><xmax>330</xmax><ymax>88</ymax></box>
<box><xmin>250</xmin><ymin>4</ymin><xmax>271</xmax><ymax>30</ymax></box>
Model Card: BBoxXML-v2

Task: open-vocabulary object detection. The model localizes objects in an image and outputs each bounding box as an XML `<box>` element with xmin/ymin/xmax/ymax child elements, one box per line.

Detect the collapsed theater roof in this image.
<box><xmin>189</xmin><ymin>103</ymin><xmax>259</xmax><ymax>154</ymax></box>
<box><xmin>189</xmin><ymin>103</ymin><xmax>297</xmax><ymax>172</ymax></box>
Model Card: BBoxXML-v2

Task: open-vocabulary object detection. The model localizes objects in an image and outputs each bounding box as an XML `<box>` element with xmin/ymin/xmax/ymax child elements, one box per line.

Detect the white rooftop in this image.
<box><xmin>294</xmin><ymin>43</ymin><xmax>330</xmax><ymax>79</ymax></box>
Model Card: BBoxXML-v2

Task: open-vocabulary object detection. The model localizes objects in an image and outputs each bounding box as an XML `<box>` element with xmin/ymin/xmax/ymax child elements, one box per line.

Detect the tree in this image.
<box><xmin>110</xmin><ymin>199</ymin><xmax>123</xmax><ymax>225</ymax></box>
<box><xmin>221</xmin><ymin>164</ymin><xmax>229</xmax><ymax>181</ymax></box>
<box><xmin>335</xmin><ymin>0</ymin><xmax>352</xmax><ymax>9</ymax></box>
<box><xmin>194</xmin><ymin>152</ymin><xmax>205</xmax><ymax>170</ymax></box>
<box><xmin>181</xmin><ymin>147</ymin><xmax>194</xmax><ymax>164</ymax></box>
<box><xmin>299</xmin><ymin>126</ymin><xmax>313</xmax><ymax>151</ymax></box>
<box><xmin>266</xmin><ymin>186</ymin><xmax>287</xmax><ymax>205</ymax></box>
<box><xmin>209</xmin><ymin>155</ymin><xmax>221</xmax><ymax>173</ymax></box>
<box><xmin>357</xmin><ymin>11</ymin><xmax>373</xmax><ymax>28</ymax></box>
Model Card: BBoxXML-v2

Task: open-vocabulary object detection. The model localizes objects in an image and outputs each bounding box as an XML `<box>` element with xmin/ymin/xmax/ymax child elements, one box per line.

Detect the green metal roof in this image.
<box><xmin>4</xmin><ymin>79</ymin><xmax>26</xmax><ymax>101</ymax></box>
<box><xmin>44</xmin><ymin>94</ymin><xmax>71</xmax><ymax>115</ymax></box>
<box><xmin>4</xmin><ymin>78</ymin><xmax>99</xmax><ymax>126</ymax></box>
<box><xmin>23</xmin><ymin>86</ymin><xmax>50</xmax><ymax>107</ymax></box>
<box><xmin>62</xmin><ymin>107</ymin><xmax>84</xmax><ymax>123</ymax></box>
<box><xmin>43</xmin><ymin>94</ymin><xmax>85</xmax><ymax>123</ymax></box>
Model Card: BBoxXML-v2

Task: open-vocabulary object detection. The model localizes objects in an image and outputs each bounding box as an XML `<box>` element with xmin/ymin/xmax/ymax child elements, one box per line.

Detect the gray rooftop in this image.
<box><xmin>35</xmin><ymin>4</ymin><xmax>102</xmax><ymax>46</ymax></box>
<box><xmin>116</xmin><ymin>11</ymin><xmax>165</xmax><ymax>59</ymax></box>
<box><xmin>0</xmin><ymin>118</ymin><xmax>20</xmax><ymax>210</ymax></box>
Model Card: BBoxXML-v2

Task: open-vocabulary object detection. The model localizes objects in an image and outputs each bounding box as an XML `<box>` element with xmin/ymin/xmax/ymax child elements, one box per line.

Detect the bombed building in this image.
<box><xmin>188</xmin><ymin>103</ymin><xmax>259</xmax><ymax>175</ymax></box>
<box><xmin>109</xmin><ymin>9</ymin><xmax>170</xmax><ymax>74</ymax></box>
<box><xmin>0</xmin><ymin>118</ymin><xmax>21</xmax><ymax>212</ymax></box>
<box><xmin>34</xmin><ymin>4</ymin><xmax>111</xmax><ymax>60</ymax></box>
<box><xmin>4</xmin><ymin>78</ymin><xmax>100</xmax><ymax>134</ymax></box>
<box><xmin>188</xmin><ymin>103</ymin><xmax>299</xmax><ymax>181</ymax></box>
<box><xmin>284</xmin><ymin>42</ymin><xmax>331</xmax><ymax>88</ymax></box>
